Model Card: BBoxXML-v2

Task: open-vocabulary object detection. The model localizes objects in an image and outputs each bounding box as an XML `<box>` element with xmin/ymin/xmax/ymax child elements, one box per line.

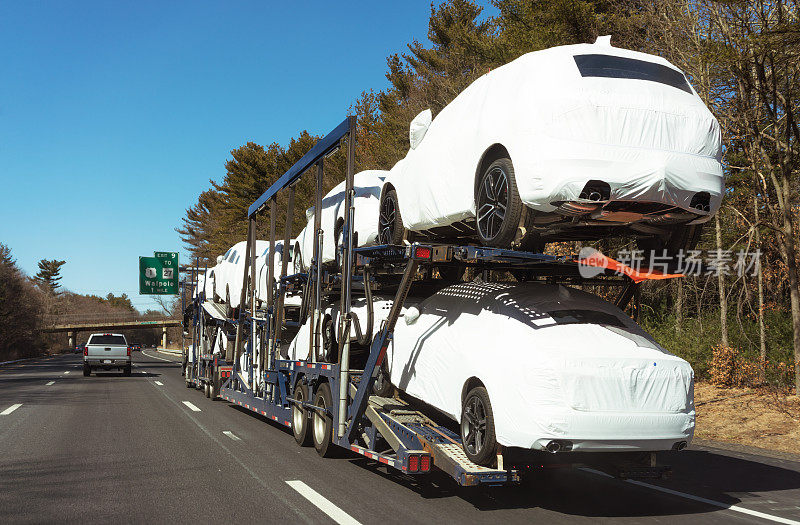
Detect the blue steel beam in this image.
<box><xmin>247</xmin><ymin>117</ymin><xmax>352</xmax><ymax>218</ymax></box>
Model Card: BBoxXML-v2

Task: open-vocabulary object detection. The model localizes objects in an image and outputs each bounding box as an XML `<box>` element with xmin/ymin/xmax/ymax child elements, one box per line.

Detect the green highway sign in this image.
<box><xmin>139</xmin><ymin>251</ymin><xmax>179</xmax><ymax>295</ymax></box>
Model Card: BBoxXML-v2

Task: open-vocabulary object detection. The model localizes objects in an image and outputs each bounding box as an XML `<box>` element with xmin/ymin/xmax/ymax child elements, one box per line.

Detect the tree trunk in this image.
<box><xmin>754</xmin><ymin>196</ymin><xmax>766</xmax><ymax>382</ymax></box>
<box><xmin>716</xmin><ymin>215</ymin><xmax>728</xmax><ymax>348</ymax></box>
<box><xmin>779</xmin><ymin>185</ymin><xmax>800</xmax><ymax>396</ymax></box>
<box><xmin>676</xmin><ymin>279</ymin><xmax>683</xmax><ymax>334</ymax></box>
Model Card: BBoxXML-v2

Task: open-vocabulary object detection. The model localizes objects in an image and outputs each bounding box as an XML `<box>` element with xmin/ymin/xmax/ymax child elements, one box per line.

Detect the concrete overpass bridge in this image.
<box><xmin>43</xmin><ymin>319</ymin><xmax>182</xmax><ymax>348</ymax></box>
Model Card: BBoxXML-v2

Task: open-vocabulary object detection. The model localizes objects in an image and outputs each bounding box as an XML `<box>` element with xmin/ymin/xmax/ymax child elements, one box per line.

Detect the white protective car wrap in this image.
<box><xmin>288</xmin><ymin>281</ymin><xmax>694</xmax><ymax>453</ymax></box>
<box><xmin>380</xmin><ymin>37</ymin><xmax>723</xmax><ymax>247</ymax></box>
<box><xmin>294</xmin><ymin>170</ymin><xmax>386</xmax><ymax>270</ymax></box>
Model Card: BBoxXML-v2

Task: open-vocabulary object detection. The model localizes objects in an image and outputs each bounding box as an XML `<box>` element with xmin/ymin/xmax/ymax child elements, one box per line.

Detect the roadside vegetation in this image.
<box><xmin>0</xmin><ymin>242</ymin><xmax>174</xmax><ymax>360</ymax></box>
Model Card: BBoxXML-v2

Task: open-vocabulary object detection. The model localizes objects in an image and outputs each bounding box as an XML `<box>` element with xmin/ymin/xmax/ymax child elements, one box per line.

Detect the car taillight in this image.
<box><xmin>420</xmin><ymin>455</ymin><xmax>431</xmax><ymax>472</ymax></box>
<box><xmin>83</xmin><ymin>347</ymin><xmax>88</xmax><ymax>356</ymax></box>
<box><xmin>408</xmin><ymin>454</ymin><xmax>419</xmax><ymax>472</ymax></box>
<box><xmin>127</xmin><ymin>347</ymin><xmax>131</xmax><ymax>356</ymax></box>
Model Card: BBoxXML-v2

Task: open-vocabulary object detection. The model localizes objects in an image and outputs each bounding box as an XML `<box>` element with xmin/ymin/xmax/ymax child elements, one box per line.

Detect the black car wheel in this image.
<box><xmin>378</xmin><ymin>188</ymin><xmax>405</xmax><ymax>245</ymax></box>
<box><xmin>475</xmin><ymin>157</ymin><xmax>524</xmax><ymax>248</ymax></box>
<box><xmin>460</xmin><ymin>386</ymin><xmax>497</xmax><ymax>466</ymax></box>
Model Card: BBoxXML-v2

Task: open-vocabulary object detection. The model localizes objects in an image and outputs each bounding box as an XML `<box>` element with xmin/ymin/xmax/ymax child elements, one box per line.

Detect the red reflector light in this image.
<box><xmin>420</xmin><ymin>455</ymin><xmax>431</xmax><ymax>472</ymax></box>
<box><xmin>83</xmin><ymin>347</ymin><xmax>88</xmax><ymax>356</ymax></box>
<box><xmin>414</xmin><ymin>247</ymin><xmax>431</xmax><ymax>259</ymax></box>
<box><xmin>408</xmin><ymin>454</ymin><xmax>419</xmax><ymax>472</ymax></box>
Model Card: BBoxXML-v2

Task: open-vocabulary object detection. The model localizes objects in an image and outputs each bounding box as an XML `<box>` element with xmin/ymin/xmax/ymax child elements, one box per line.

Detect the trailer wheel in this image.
<box><xmin>460</xmin><ymin>386</ymin><xmax>497</xmax><ymax>467</ymax></box>
<box><xmin>312</xmin><ymin>382</ymin><xmax>336</xmax><ymax>457</ymax></box>
<box><xmin>204</xmin><ymin>382</ymin><xmax>210</xmax><ymax>398</ymax></box>
<box><xmin>292</xmin><ymin>381</ymin><xmax>313</xmax><ymax>447</ymax></box>
<box><xmin>185</xmin><ymin>365</ymin><xmax>192</xmax><ymax>387</ymax></box>
<box><xmin>209</xmin><ymin>379</ymin><xmax>217</xmax><ymax>400</ymax></box>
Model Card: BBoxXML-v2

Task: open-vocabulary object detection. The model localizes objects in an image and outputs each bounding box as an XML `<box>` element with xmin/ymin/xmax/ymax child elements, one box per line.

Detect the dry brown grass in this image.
<box><xmin>694</xmin><ymin>381</ymin><xmax>800</xmax><ymax>455</ymax></box>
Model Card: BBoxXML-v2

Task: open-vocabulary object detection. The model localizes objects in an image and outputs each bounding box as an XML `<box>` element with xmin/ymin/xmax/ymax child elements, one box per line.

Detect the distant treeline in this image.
<box><xmin>177</xmin><ymin>0</ymin><xmax>800</xmax><ymax>393</ymax></box>
<box><xmin>0</xmin><ymin>242</ymin><xmax>175</xmax><ymax>360</ymax></box>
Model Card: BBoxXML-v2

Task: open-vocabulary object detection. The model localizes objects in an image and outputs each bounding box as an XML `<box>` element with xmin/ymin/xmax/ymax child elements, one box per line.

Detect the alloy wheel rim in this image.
<box><xmin>378</xmin><ymin>196</ymin><xmax>396</xmax><ymax>244</ymax></box>
<box><xmin>461</xmin><ymin>394</ymin><xmax>487</xmax><ymax>455</ymax></box>
<box><xmin>476</xmin><ymin>166</ymin><xmax>508</xmax><ymax>241</ymax></box>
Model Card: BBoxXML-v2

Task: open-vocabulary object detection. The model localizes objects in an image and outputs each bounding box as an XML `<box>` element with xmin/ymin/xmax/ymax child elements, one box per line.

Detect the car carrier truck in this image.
<box><xmin>181</xmin><ymin>116</ymin><xmax>689</xmax><ymax>487</ymax></box>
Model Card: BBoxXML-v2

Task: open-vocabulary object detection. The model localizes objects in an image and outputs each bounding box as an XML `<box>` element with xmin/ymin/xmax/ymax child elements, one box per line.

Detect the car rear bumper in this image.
<box><xmin>85</xmin><ymin>359</ymin><xmax>130</xmax><ymax>367</ymax></box>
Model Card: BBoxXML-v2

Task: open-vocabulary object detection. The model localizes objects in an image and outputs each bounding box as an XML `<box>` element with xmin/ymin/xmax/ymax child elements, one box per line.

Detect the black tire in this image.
<box><xmin>378</xmin><ymin>188</ymin><xmax>405</xmax><ymax>245</ymax></box>
<box><xmin>123</xmin><ymin>365</ymin><xmax>132</xmax><ymax>377</ymax></box>
<box><xmin>475</xmin><ymin>157</ymin><xmax>524</xmax><ymax>248</ymax></box>
<box><xmin>83</xmin><ymin>365</ymin><xmax>90</xmax><ymax>377</ymax></box>
<box><xmin>225</xmin><ymin>288</ymin><xmax>233</xmax><ymax>318</ymax></box>
<box><xmin>460</xmin><ymin>386</ymin><xmax>497</xmax><ymax>466</ymax></box>
<box><xmin>292</xmin><ymin>381</ymin><xmax>313</xmax><ymax>447</ymax></box>
<box><xmin>312</xmin><ymin>382</ymin><xmax>336</xmax><ymax>457</ymax></box>
<box><xmin>293</xmin><ymin>243</ymin><xmax>303</xmax><ymax>274</ymax></box>
<box><xmin>372</xmin><ymin>360</ymin><xmax>393</xmax><ymax>397</ymax></box>
<box><xmin>638</xmin><ymin>224</ymin><xmax>704</xmax><ymax>259</ymax></box>
<box><xmin>321</xmin><ymin>315</ymin><xmax>336</xmax><ymax>363</ymax></box>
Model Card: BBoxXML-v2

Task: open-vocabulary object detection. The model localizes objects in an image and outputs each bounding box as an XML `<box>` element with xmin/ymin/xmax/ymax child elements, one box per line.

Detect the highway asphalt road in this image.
<box><xmin>2</xmin><ymin>351</ymin><xmax>799</xmax><ymax>524</ymax></box>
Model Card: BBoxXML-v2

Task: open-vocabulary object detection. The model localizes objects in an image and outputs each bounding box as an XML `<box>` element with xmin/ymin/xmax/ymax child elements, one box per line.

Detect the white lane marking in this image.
<box><xmin>154</xmin><ymin>381</ymin><xmax>163</xmax><ymax>386</ymax></box>
<box><xmin>182</xmin><ymin>401</ymin><xmax>201</xmax><ymax>412</ymax></box>
<box><xmin>581</xmin><ymin>468</ymin><xmax>800</xmax><ymax>525</ymax></box>
<box><xmin>1</xmin><ymin>404</ymin><xmax>22</xmax><ymax>415</ymax></box>
<box><xmin>142</xmin><ymin>350</ymin><xmax>173</xmax><ymax>362</ymax></box>
<box><xmin>222</xmin><ymin>431</ymin><xmax>241</xmax><ymax>441</ymax></box>
<box><xmin>46</xmin><ymin>381</ymin><xmax>55</xmax><ymax>386</ymax></box>
<box><xmin>627</xmin><ymin>479</ymin><xmax>800</xmax><ymax>525</ymax></box>
<box><xmin>285</xmin><ymin>480</ymin><xmax>362</xmax><ymax>525</ymax></box>
<box><xmin>63</xmin><ymin>371</ymin><xmax>69</xmax><ymax>374</ymax></box>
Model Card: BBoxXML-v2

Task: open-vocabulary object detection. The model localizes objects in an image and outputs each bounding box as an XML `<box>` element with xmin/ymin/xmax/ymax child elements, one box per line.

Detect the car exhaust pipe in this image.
<box><xmin>545</xmin><ymin>441</ymin><xmax>562</xmax><ymax>453</ymax></box>
<box><xmin>588</xmin><ymin>191</ymin><xmax>602</xmax><ymax>201</ymax></box>
<box><xmin>673</xmin><ymin>441</ymin><xmax>688</xmax><ymax>451</ymax></box>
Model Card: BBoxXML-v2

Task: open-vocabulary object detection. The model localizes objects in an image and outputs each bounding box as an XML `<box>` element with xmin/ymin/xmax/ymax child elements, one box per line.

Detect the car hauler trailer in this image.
<box><xmin>182</xmin><ymin>116</ymin><xmax>680</xmax><ymax>486</ymax></box>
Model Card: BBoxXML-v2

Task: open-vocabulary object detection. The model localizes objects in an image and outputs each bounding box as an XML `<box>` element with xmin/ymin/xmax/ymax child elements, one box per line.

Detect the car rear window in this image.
<box><xmin>88</xmin><ymin>335</ymin><xmax>127</xmax><ymax>345</ymax></box>
<box><xmin>573</xmin><ymin>54</ymin><xmax>692</xmax><ymax>94</ymax></box>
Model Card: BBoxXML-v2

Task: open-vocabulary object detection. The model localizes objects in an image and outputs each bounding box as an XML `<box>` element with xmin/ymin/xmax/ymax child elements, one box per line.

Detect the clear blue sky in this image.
<box><xmin>0</xmin><ymin>1</ymin><xmax>493</xmax><ymax>312</ymax></box>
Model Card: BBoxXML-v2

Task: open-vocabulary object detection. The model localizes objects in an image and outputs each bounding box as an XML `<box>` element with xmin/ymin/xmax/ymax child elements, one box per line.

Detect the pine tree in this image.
<box><xmin>33</xmin><ymin>259</ymin><xmax>66</xmax><ymax>295</ymax></box>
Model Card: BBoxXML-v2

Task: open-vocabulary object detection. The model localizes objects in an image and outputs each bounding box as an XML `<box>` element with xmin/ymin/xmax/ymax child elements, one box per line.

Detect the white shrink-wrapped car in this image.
<box><xmin>288</xmin><ymin>281</ymin><xmax>695</xmax><ymax>466</ymax></box>
<box><xmin>378</xmin><ymin>37</ymin><xmax>723</xmax><ymax>252</ymax></box>
<box><xmin>210</xmin><ymin>240</ymin><xmax>274</xmax><ymax>310</ymax></box>
<box><xmin>294</xmin><ymin>170</ymin><xmax>386</xmax><ymax>271</ymax></box>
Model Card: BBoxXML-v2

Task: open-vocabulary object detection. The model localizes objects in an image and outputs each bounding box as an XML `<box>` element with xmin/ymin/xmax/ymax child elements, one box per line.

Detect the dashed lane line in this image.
<box><xmin>286</xmin><ymin>480</ymin><xmax>362</xmax><ymax>525</ymax></box>
<box><xmin>141</xmin><ymin>350</ymin><xmax>174</xmax><ymax>362</ymax></box>
<box><xmin>1</xmin><ymin>404</ymin><xmax>22</xmax><ymax>416</ymax></box>
<box><xmin>182</xmin><ymin>401</ymin><xmax>201</xmax><ymax>412</ymax></box>
<box><xmin>63</xmin><ymin>371</ymin><xmax>69</xmax><ymax>375</ymax></box>
<box><xmin>46</xmin><ymin>381</ymin><xmax>55</xmax><ymax>386</ymax></box>
<box><xmin>581</xmin><ymin>468</ymin><xmax>800</xmax><ymax>525</ymax></box>
<box><xmin>223</xmin><ymin>431</ymin><xmax>241</xmax><ymax>441</ymax></box>
<box><xmin>154</xmin><ymin>381</ymin><xmax>163</xmax><ymax>386</ymax></box>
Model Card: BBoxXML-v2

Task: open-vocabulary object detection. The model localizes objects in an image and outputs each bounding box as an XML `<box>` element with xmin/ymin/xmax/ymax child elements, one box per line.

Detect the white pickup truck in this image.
<box><xmin>83</xmin><ymin>333</ymin><xmax>131</xmax><ymax>376</ymax></box>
